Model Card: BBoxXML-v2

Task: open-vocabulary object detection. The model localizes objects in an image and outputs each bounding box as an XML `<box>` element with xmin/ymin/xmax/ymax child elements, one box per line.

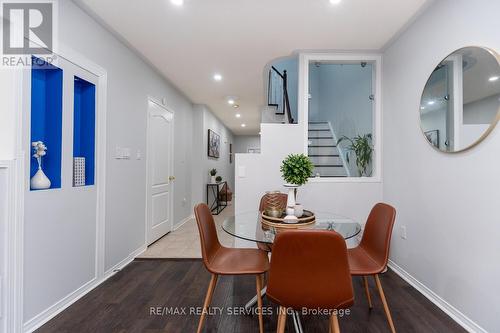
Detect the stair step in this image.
<box><xmin>308</xmin><ymin>145</ymin><xmax>336</xmax><ymax>147</ymax></box>
<box><xmin>312</xmin><ymin>167</ymin><xmax>347</xmax><ymax>177</ymax></box>
<box><xmin>308</xmin><ymin>136</ymin><xmax>333</xmax><ymax>139</ymax></box>
<box><xmin>314</xmin><ymin>164</ymin><xmax>344</xmax><ymax>168</ymax></box>
<box><xmin>308</xmin><ymin>129</ymin><xmax>330</xmax><ymax>131</ymax></box>
<box><xmin>308</xmin><ymin>121</ymin><xmax>328</xmax><ymax>124</ymax></box>
<box><xmin>309</xmin><ymin>154</ymin><xmax>339</xmax><ymax>157</ymax></box>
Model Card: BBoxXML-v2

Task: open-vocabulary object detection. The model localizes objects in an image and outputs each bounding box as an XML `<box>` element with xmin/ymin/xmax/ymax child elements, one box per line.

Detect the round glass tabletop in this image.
<box><xmin>222</xmin><ymin>211</ymin><xmax>361</xmax><ymax>245</ymax></box>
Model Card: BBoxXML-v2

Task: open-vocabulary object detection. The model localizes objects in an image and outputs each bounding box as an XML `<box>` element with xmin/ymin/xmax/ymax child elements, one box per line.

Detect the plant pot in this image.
<box><xmin>284</xmin><ymin>184</ymin><xmax>299</xmax><ymax>218</ymax></box>
<box><xmin>210</xmin><ymin>176</ymin><xmax>216</xmax><ymax>183</ymax></box>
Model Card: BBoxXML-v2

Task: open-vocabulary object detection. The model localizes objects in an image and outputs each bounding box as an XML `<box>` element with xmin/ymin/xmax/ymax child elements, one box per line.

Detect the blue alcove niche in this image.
<box><xmin>30</xmin><ymin>56</ymin><xmax>63</xmax><ymax>190</ymax></box>
<box><xmin>73</xmin><ymin>76</ymin><xmax>96</xmax><ymax>186</ymax></box>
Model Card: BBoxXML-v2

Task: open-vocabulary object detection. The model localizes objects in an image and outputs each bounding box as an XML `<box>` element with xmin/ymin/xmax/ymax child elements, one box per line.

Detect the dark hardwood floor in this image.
<box><xmin>37</xmin><ymin>259</ymin><xmax>466</xmax><ymax>333</ymax></box>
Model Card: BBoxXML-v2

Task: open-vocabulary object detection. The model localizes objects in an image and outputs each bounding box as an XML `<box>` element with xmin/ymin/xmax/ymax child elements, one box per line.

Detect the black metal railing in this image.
<box><xmin>268</xmin><ymin>66</ymin><xmax>294</xmax><ymax>123</ymax></box>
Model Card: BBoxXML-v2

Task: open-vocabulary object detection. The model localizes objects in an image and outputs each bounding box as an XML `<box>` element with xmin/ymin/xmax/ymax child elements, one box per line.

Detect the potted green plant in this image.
<box><xmin>337</xmin><ymin>134</ymin><xmax>373</xmax><ymax>177</ymax></box>
<box><xmin>215</xmin><ymin>175</ymin><xmax>222</xmax><ymax>183</ymax></box>
<box><xmin>209</xmin><ymin>168</ymin><xmax>217</xmax><ymax>183</ymax></box>
<box><xmin>280</xmin><ymin>154</ymin><xmax>314</xmax><ymax>219</ymax></box>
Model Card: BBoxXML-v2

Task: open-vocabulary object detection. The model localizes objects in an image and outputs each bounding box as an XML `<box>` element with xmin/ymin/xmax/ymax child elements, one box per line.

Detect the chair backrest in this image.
<box><xmin>258</xmin><ymin>193</ymin><xmax>288</xmax><ymax>212</ymax></box>
<box><xmin>266</xmin><ymin>230</ymin><xmax>354</xmax><ymax>310</ymax></box>
<box><xmin>359</xmin><ymin>203</ymin><xmax>396</xmax><ymax>269</ymax></box>
<box><xmin>194</xmin><ymin>203</ymin><xmax>222</xmax><ymax>270</ymax></box>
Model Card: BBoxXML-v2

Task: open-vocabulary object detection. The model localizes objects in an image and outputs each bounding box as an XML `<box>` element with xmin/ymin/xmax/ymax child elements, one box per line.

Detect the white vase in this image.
<box><xmin>210</xmin><ymin>176</ymin><xmax>216</xmax><ymax>183</ymax></box>
<box><xmin>284</xmin><ymin>184</ymin><xmax>298</xmax><ymax>219</ymax></box>
<box><xmin>294</xmin><ymin>203</ymin><xmax>304</xmax><ymax>217</ymax></box>
<box><xmin>31</xmin><ymin>168</ymin><xmax>51</xmax><ymax>190</ymax></box>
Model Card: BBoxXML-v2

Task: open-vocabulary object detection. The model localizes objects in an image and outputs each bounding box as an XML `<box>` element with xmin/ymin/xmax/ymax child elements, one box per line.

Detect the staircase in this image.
<box><xmin>308</xmin><ymin>122</ymin><xmax>347</xmax><ymax>177</ymax></box>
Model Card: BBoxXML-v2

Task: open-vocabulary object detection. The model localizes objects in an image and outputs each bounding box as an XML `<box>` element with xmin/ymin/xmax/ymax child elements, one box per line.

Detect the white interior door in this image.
<box><xmin>147</xmin><ymin>100</ymin><xmax>174</xmax><ymax>245</ymax></box>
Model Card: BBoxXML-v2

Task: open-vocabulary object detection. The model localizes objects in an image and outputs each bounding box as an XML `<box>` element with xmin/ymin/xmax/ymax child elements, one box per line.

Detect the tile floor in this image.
<box><xmin>138</xmin><ymin>203</ymin><xmax>235</xmax><ymax>259</ymax></box>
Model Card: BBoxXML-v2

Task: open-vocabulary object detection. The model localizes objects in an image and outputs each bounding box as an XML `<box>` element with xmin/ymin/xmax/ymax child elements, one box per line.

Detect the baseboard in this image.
<box><xmin>173</xmin><ymin>214</ymin><xmax>193</xmax><ymax>231</ymax></box>
<box><xmin>388</xmin><ymin>260</ymin><xmax>487</xmax><ymax>333</ymax></box>
<box><xmin>23</xmin><ymin>277</ymin><xmax>97</xmax><ymax>333</ymax></box>
<box><xmin>104</xmin><ymin>244</ymin><xmax>147</xmax><ymax>276</ymax></box>
<box><xmin>23</xmin><ymin>244</ymin><xmax>147</xmax><ymax>333</ymax></box>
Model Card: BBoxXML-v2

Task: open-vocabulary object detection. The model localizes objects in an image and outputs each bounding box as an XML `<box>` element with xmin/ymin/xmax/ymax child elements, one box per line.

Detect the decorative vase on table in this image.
<box><xmin>284</xmin><ymin>184</ymin><xmax>298</xmax><ymax>222</ymax></box>
<box><xmin>30</xmin><ymin>141</ymin><xmax>51</xmax><ymax>190</ymax></box>
<box><xmin>210</xmin><ymin>176</ymin><xmax>216</xmax><ymax>183</ymax></box>
<box><xmin>294</xmin><ymin>203</ymin><xmax>304</xmax><ymax>217</ymax></box>
<box><xmin>264</xmin><ymin>191</ymin><xmax>286</xmax><ymax>218</ymax></box>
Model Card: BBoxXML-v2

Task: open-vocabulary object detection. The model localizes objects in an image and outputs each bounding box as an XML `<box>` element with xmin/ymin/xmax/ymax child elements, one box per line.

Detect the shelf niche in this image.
<box><xmin>30</xmin><ymin>56</ymin><xmax>63</xmax><ymax>190</ymax></box>
<box><xmin>73</xmin><ymin>76</ymin><xmax>96</xmax><ymax>187</ymax></box>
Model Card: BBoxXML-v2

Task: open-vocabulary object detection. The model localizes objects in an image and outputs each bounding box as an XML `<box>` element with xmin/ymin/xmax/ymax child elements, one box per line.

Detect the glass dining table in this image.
<box><xmin>222</xmin><ymin>211</ymin><xmax>361</xmax><ymax>333</ymax></box>
<box><xmin>222</xmin><ymin>211</ymin><xmax>361</xmax><ymax>245</ymax></box>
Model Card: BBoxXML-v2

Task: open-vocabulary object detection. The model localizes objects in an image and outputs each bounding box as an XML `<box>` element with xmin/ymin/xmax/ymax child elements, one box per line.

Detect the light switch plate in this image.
<box><xmin>238</xmin><ymin>166</ymin><xmax>246</xmax><ymax>178</ymax></box>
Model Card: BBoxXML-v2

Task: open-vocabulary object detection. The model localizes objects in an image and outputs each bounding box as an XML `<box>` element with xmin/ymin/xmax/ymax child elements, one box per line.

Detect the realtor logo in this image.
<box><xmin>2</xmin><ymin>1</ymin><xmax>53</xmax><ymax>54</ymax></box>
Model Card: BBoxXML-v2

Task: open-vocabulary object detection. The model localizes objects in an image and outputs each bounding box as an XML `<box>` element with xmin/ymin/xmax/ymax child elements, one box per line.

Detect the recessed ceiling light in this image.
<box><xmin>259</xmin><ymin>131</ymin><xmax>261</xmax><ymax>135</ymax></box>
<box><xmin>213</xmin><ymin>73</ymin><xmax>222</xmax><ymax>81</ymax></box>
<box><xmin>241</xmin><ymin>123</ymin><xmax>246</xmax><ymax>127</ymax></box>
<box><xmin>233</xmin><ymin>104</ymin><xmax>239</xmax><ymax>108</ymax></box>
<box><xmin>329</xmin><ymin>0</ymin><xmax>341</xmax><ymax>4</ymax></box>
<box><xmin>489</xmin><ymin>76</ymin><xmax>499</xmax><ymax>82</ymax></box>
<box><xmin>171</xmin><ymin>0</ymin><xmax>183</xmax><ymax>6</ymax></box>
<box><xmin>235</xmin><ymin>113</ymin><xmax>241</xmax><ymax>118</ymax></box>
<box><xmin>428</xmin><ymin>100</ymin><xmax>435</xmax><ymax>105</ymax></box>
<box><xmin>420</xmin><ymin>106</ymin><xmax>425</xmax><ymax>110</ymax></box>
<box><xmin>227</xmin><ymin>99</ymin><xmax>235</xmax><ymax>105</ymax></box>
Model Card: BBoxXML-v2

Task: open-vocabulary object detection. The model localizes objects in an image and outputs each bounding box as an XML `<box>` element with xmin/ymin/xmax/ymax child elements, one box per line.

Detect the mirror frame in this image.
<box><xmin>419</xmin><ymin>46</ymin><xmax>500</xmax><ymax>153</ymax></box>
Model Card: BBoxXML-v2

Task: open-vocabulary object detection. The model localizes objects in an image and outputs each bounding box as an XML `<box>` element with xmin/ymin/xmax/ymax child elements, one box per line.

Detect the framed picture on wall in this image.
<box><xmin>424</xmin><ymin>130</ymin><xmax>439</xmax><ymax>148</ymax></box>
<box><xmin>229</xmin><ymin>143</ymin><xmax>233</xmax><ymax>163</ymax></box>
<box><xmin>208</xmin><ymin>129</ymin><xmax>220</xmax><ymax>158</ymax></box>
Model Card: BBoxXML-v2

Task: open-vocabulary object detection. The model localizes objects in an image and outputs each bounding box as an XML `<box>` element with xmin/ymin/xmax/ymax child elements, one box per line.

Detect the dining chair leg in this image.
<box><xmin>329</xmin><ymin>313</ymin><xmax>340</xmax><ymax>333</ymax></box>
<box><xmin>363</xmin><ymin>276</ymin><xmax>373</xmax><ymax>309</ymax></box>
<box><xmin>256</xmin><ymin>274</ymin><xmax>264</xmax><ymax>333</ymax></box>
<box><xmin>374</xmin><ymin>274</ymin><xmax>396</xmax><ymax>333</ymax></box>
<box><xmin>197</xmin><ymin>274</ymin><xmax>218</xmax><ymax>333</ymax></box>
<box><xmin>277</xmin><ymin>306</ymin><xmax>287</xmax><ymax>333</ymax></box>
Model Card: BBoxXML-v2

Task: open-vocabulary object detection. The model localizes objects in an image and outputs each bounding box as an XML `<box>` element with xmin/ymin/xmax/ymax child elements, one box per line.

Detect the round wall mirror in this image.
<box><xmin>419</xmin><ymin>46</ymin><xmax>500</xmax><ymax>152</ymax></box>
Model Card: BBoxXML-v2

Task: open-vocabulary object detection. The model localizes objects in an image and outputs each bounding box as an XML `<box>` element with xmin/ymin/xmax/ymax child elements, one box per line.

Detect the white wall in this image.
<box><xmin>21</xmin><ymin>0</ymin><xmax>197</xmax><ymax>327</ymax></box>
<box><xmin>192</xmin><ymin>105</ymin><xmax>234</xmax><ymax>204</ymax></box>
<box><xmin>463</xmin><ymin>94</ymin><xmax>500</xmax><ymax>124</ymax></box>
<box><xmin>236</xmin><ymin>124</ymin><xmax>382</xmax><ymax>228</ymax></box>
<box><xmin>383</xmin><ymin>0</ymin><xmax>500</xmax><ymax>331</ymax></box>
<box><xmin>234</xmin><ymin>135</ymin><xmax>260</xmax><ymax>153</ymax></box>
<box><xmin>0</xmin><ymin>71</ymin><xmax>17</xmax><ymax>160</ymax></box>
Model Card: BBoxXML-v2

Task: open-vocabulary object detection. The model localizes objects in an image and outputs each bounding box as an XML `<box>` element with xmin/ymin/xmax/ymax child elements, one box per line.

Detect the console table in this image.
<box><xmin>206</xmin><ymin>181</ymin><xmax>227</xmax><ymax>215</ymax></box>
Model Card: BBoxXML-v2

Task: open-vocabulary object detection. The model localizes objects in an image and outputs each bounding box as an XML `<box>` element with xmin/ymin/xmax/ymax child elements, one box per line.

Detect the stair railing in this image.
<box><xmin>268</xmin><ymin>66</ymin><xmax>294</xmax><ymax>123</ymax></box>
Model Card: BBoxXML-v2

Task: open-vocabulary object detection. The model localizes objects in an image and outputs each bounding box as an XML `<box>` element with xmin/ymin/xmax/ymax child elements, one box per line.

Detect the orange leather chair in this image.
<box><xmin>348</xmin><ymin>203</ymin><xmax>397</xmax><ymax>333</ymax></box>
<box><xmin>258</xmin><ymin>192</ymin><xmax>288</xmax><ymax>212</ymax></box>
<box><xmin>194</xmin><ymin>203</ymin><xmax>269</xmax><ymax>333</ymax></box>
<box><xmin>257</xmin><ymin>193</ymin><xmax>288</xmax><ymax>252</ymax></box>
<box><xmin>266</xmin><ymin>230</ymin><xmax>354</xmax><ymax>333</ymax></box>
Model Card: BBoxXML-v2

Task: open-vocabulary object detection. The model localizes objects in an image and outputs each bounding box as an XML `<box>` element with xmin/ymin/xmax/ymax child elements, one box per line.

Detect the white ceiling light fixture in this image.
<box><xmin>170</xmin><ymin>0</ymin><xmax>184</xmax><ymax>6</ymax></box>
<box><xmin>329</xmin><ymin>0</ymin><xmax>342</xmax><ymax>5</ymax></box>
<box><xmin>227</xmin><ymin>99</ymin><xmax>235</xmax><ymax>105</ymax></box>
<box><xmin>241</xmin><ymin>123</ymin><xmax>246</xmax><ymax>127</ymax></box>
<box><xmin>213</xmin><ymin>73</ymin><xmax>222</xmax><ymax>81</ymax></box>
<box><xmin>233</xmin><ymin>104</ymin><xmax>239</xmax><ymax>108</ymax></box>
<box><xmin>235</xmin><ymin>113</ymin><xmax>241</xmax><ymax>118</ymax></box>
<box><xmin>489</xmin><ymin>76</ymin><xmax>499</xmax><ymax>82</ymax></box>
<box><xmin>427</xmin><ymin>100</ymin><xmax>435</xmax><ymax>105</ymax></box>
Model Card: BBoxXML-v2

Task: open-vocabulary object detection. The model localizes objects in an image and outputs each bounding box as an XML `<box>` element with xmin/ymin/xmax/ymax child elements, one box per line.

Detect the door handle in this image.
<box><xmin>169</xmin><ymin>176</ymin><xmax>175</xmax><ymax>181</ymax></box>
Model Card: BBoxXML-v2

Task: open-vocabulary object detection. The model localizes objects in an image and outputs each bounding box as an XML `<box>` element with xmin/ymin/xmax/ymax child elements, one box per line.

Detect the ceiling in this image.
<box><xmin>76</xmin><ymin>0</ymin><xmax>430</xmax><ymax>135</ymax></box>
